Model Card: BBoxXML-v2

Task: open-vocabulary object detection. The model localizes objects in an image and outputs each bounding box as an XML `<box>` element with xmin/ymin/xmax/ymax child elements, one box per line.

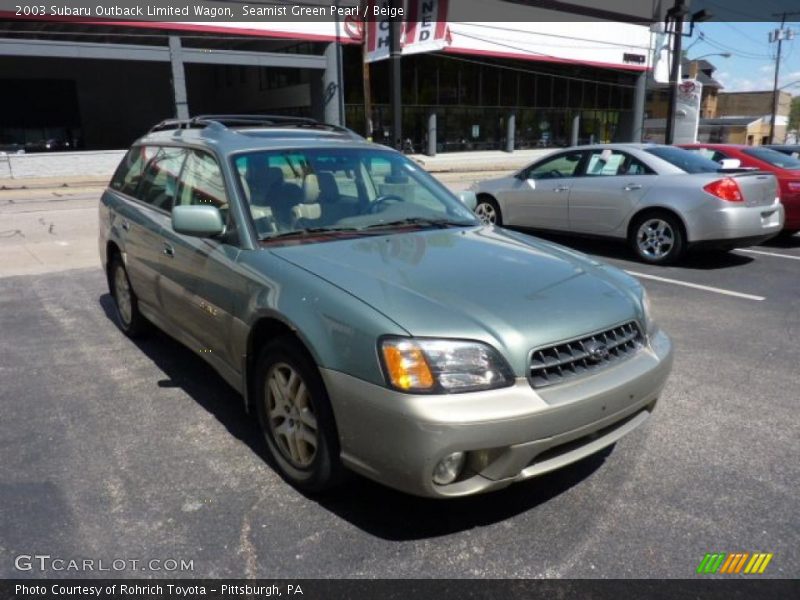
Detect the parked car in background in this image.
<box><xmin>25</xmin><ymin>138</ymin><xmax>73</xmax><ymax>152</ymax></box>
<box><xmin>764</xmin><ymin>144</ymin><xmax>800</xmax><ymax>159</ymax></box>
<box><xmin>471</xmin><ymin>144</ymin><xmax>784</xmax><ymax>264</ymax></box>
<box><xmin>0</xmin><ymin>136</ymin><xmax>25</xmax><ymax>154</ymax></box>
<box><xmin>680</xmin><ymin>143</ymin><xmax>800</xmax><ymax>235</ymax></box>
<box><xmin>100</xmin><ymin>115</ymin><xmax>673</xmax><ymax>498</ymax></box>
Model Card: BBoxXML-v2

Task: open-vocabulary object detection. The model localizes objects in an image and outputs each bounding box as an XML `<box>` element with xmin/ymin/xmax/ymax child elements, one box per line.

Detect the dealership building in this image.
<box><xmin>0</xmin><ymin>2</ymin><xmax>657</xmax><ymax>153</ymax></box>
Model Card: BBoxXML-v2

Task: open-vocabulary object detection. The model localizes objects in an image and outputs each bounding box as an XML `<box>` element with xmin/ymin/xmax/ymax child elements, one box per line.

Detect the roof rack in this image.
<box><xmin>148</xmin><ymin>114</ymin><xmax>362</xmax><ymax>139</ymax></box>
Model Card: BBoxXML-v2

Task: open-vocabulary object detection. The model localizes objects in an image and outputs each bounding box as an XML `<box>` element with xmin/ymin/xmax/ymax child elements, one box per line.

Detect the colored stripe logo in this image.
<box><xmin>696</xmin><ymin>552</ymin><xmax>773</xmax><ymax>574</ymax></box>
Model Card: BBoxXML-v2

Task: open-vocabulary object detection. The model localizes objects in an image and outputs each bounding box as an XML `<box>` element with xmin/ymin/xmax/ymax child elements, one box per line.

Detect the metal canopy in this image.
<box><xmin>0</xmin><ymin>37</ymin><xmax>327</xmax><ymax>69</ymax></box>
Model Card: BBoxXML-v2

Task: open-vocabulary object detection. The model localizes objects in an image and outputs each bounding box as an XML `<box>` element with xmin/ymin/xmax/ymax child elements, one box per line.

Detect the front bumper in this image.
<box><xmin>688</xmin><ymin>200</ymin><xmax>784</xmax><ymax>243</ymax></box>
<box><xmin>322</xmin><ymin>329</ymin><xmax>673</xmax><ymax>498</ymax></box>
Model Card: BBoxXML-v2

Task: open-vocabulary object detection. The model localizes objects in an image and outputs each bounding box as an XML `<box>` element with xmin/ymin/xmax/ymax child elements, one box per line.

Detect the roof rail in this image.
<box><xmin>148</xmin><ymin>114</ymin><xmax>362</xmax><ymax>139</ymax></box>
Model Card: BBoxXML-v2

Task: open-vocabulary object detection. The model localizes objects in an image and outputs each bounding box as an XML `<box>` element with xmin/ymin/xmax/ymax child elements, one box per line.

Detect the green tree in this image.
<box><xmin>789</xmin><ymin>96</ymin><xmax>800</xmax><ymax>132</ymax></box>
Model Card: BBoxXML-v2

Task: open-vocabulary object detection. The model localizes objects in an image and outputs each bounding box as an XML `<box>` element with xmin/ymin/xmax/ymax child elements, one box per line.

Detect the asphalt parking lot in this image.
<box><xmin>1</xmin><ymin>182</ymin><xmax>798</xmax><ymax>579</ymax></box>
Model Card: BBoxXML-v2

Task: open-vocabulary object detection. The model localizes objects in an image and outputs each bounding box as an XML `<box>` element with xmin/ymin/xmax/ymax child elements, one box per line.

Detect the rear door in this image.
<box><xmin>107</xmin><ymin>145</ymin><xmax>174</xmax><ymax>310</ymax></box>
<box><xmin>568</xmin><ymin>149</ymin><xmax>656</xmax><ymax>234</ymax></box>
<box><xmin>500</xmin><ymin>150</ymin><xmax>584</xmax><ymax>230</ymax></box>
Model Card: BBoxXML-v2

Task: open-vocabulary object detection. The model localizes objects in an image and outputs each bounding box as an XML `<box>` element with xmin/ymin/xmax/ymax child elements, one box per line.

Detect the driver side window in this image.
<box><xmin>527</xmin><ymin>152</ymin><xmax>584</xmax><ymax>180</ymax></box>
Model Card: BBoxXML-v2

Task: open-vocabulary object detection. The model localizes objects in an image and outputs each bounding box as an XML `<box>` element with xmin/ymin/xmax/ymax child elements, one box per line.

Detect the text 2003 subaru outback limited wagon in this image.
<box><xmin>99</xmin><ymin>115</ymin><xmax>673</xmax><ymax>498</ymax></box>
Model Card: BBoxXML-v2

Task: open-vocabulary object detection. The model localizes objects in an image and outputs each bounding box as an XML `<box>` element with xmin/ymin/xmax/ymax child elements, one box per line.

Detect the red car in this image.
<box><xmin>679</xmin><ymin>144</ymin><xmax>800</xmax><ymax>234</ymax></box>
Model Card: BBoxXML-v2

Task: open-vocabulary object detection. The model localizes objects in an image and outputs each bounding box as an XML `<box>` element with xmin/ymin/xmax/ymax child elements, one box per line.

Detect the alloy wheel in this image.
<box><xmin>475</xmin><ymin>202</ymin><xmax>497</xmax><ymax>224</ymax></box>
<box><xmin>265</xmin><ymin>363</ymin><xmax>318</xmax><ymax>469</ymax></box>
<box><xmin>113</xmin><ymin>266</ymin><xmax>133</xmax><ymax>326</ymax></box>
<box><xmin>636</xmin><ymin>218</ymin><xmax>675</xmax><ymax>260</ymax></box>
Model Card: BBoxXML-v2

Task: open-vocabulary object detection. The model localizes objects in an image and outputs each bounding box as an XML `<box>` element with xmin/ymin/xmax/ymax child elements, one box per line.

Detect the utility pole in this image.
<box><xmin>664</xmin><ymin>0</ymin><xmax>688</xmax><ymax>145</ymax></box>
<box><xmin>388</xmin><ymin>0</ymin><xmax>403</xmax><ymax>151</ymax></box>
<box><xmin>769</xmin><ymin>13</ymin><xmax>799</xmax><ymax>144</ymax></box>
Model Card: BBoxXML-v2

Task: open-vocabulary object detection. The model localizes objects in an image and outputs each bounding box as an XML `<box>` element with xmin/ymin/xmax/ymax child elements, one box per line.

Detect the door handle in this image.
<box><xmin>624</xmin><ymin>183</ymin><xmax>643</xmax><ymax>191</ymax></box>
<box><xmin>163</xmin><ymin>243</ymin><xmax>175</xmax><ymax>258</ymax></box>
<box><xmin>553</xmin><ymin>185</ymin><xmax>570</xmax><ymax>193</ymax></box>
<box><xmin>121</xmin><ymin>220</ymin><xmax>130</xmax><ymax>232</ymax></box>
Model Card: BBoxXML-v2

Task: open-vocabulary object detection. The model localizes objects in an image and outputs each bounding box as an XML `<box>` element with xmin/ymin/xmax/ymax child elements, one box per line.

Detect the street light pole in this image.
<box><xmin>664</xmin><ymin>0</ymin><xmax>688</xmax><ymax>145</ymax></box>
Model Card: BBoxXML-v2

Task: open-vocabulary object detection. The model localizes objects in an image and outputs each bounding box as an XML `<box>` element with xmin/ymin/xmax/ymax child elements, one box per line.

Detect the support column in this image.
<box><xmin>505</xmin><ymin>113</ymin><xmax>516</xmax><ymax>153</ymax></box>
<box><xmin>631</xmin><ymin>71</ymin><xmax>646</xmax><ymax>143</ymax></box>
<box><xmin>570</xmin><ymin>114</ymin><xmax>580</xmax><ymax>146</ymax></box>
<box><xmin>168</xmin><ymin>36</ymin><xmax>189</xmax><ymax>120</ymax></box>
<box><xmin>322</xmin><ymin>42</ymin><xmax>344</xmax><ymax>126</ymax></box>
<box><xmin>389</xmin><ymin>0</ymin><xmax>403</xmax><ymax>150</ymax></box>
<box><xmin>427</xmin><ymin>112</ymin><xmax>437</xmax><ymax>157</ymax></box>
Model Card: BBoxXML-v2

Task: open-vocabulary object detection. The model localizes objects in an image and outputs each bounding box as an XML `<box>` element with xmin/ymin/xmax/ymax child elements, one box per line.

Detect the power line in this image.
<box><xmin>452</xmin><ymin>30</ymin><xmax>644</xmax><ymax>76</ymax></box>
<box><xmin>453</xmin><ymin>23</ymin><xmax>652</xmax><ymax>52</ymax></box>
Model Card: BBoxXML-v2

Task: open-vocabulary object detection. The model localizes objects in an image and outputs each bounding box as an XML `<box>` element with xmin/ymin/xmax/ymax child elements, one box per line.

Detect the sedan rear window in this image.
<box><xmin>645</xmin><ymin>146</ymin><xmax>720</xmax><ymax>174</ymax></box>
<box><xmin>742</xmin><ymin>147</ymin><xmax>800</xmax><ymax>170</ymax></box>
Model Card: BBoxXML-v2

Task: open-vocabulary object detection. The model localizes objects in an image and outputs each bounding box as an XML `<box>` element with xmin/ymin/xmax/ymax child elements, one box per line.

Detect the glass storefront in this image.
<box><xmin>343</xmin><ymin>48</ymin><xmax>635</xmax><ymax>152</ymax></box>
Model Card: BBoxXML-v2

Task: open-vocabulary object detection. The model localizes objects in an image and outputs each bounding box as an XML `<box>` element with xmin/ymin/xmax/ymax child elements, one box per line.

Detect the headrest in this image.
<box><xmin>302</xmin><ymin>173</ymin><xmax>321</xmax><ymax>204</ymax></box>
<box><xmin>292</xmin><ymin>203</ymin><xmax>321</xmax><ymax>221</ymax></box>
<box><xmin>316</xmin><ymin>171</ymin><xmax>339</xmax><ymax>203</ymax></box>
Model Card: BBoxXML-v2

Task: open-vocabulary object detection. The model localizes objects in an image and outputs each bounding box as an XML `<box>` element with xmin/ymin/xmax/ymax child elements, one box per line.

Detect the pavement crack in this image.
<box><xmin>236</xmin><ymin>491</ymin><xmax>271</xmax><ymax>579</ymax></box>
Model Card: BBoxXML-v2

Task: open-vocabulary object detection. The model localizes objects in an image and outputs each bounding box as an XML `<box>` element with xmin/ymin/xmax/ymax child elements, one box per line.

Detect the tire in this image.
<box><xmin>629</xmin><ymin>212</ymin><xmax>686</xmax><ymax>265</ymax></box>
<box><xmin>475</xmin><ymin>196</ymin><xmax>503</xmax><ymax>226</ymax></box>
<box><xmin>778</xmin><ymin>229</ymin><xmax>799</xmax><ymax>238</ymax></box>
<box><xmin>109</xmin><ymin>256</ymin><xmax>148</xmax><ymax>338</ymax></box>
<box><xmin>254</xmin><ymin>337</ymin><xmax>343</xmax><ymax>493</ymax></box>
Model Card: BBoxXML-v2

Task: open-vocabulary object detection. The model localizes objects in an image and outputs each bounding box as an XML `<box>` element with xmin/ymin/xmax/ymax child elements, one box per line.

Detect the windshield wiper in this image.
<box><xmin>258</xmin><ymin>226</ymin><xmax>361</xmax><ymax>241</ymax></box>
<box><xmin>362</xmin><ymin>217</ymin><xmax>476</xmax><ymax>230</ymax></box>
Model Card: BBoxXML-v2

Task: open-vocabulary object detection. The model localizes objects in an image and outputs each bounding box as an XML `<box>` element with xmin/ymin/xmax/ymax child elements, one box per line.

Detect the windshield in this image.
<box><xmin>645</xmin><ymin>146</ymin><xmax>721</xmax><ymax>174</ymax></box>
<box><xmin>742</xmin><ymin>147</ymin><xmax>800</xmax><ymax>170</ymax></box>
<box><xmin>232</xmin><ymin>148</ymin><xmax>478</xmax><ymax>240</ymax></box>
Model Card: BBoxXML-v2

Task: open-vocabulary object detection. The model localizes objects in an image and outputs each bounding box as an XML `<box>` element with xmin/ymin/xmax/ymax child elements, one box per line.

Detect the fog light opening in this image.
<box><xmin>432</xmin><ymin>451</ymin><xmax>466</xmax><ymax>486</ymax></box>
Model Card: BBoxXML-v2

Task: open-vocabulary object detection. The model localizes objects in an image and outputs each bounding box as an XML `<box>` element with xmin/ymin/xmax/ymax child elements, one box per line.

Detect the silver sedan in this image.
<box><xmin>471</xmin><ymin>144</ymin><xmax>784</xmax><ymax>264</ymax></box>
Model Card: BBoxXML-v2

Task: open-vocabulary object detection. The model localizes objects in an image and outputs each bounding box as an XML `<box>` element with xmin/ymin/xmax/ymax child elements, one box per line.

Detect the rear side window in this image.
<box><xmin>135</xmin><ymin>147</ymin><xmax>187</xmax><ymax>211</ymax></box>
<box><xmin>742</xmin><ymin>147</ymin><xmax>800</xmax><ymax>170</ymax></box>
<box><xmin>583</xmin><ymin>149</ymin><xmax>654</xmax><ymax>176</ymax></box>
<box><xmin>110</xmin><ymin>146</ymin><xmax>155</xmax><ymax>196</ymax></box>
<box><xmin>645</xmin><ymin>146</ymin><xmax>720</xmax><ymax>174</ymax></box>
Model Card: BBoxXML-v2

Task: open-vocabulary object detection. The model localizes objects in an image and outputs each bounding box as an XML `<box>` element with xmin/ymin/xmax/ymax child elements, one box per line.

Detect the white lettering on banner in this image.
<box><xmin>365</xmin><ymin>0</ymin><xmax>451</xmax><ymax>63</ymax></box>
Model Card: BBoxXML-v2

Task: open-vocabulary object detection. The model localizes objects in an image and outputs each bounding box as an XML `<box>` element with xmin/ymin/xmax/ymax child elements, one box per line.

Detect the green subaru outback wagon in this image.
<box><xmin>99</xmin><ymin>115</ymin><xmax>673</xmax><ymax>498</ymax></box>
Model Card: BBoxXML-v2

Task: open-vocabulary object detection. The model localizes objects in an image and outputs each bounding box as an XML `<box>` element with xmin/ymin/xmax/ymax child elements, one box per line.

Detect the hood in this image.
<box><xmin>269</xmin><ymin>226</ymin><xmax>643</xmax><ymax>375</ymax></box>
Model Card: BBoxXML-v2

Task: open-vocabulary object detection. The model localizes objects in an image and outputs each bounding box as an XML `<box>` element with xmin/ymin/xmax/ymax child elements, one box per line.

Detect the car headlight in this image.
<box><xmin>379</xmin><ymin>337</ymin><xmax>515</xmax><ymax>394</ymax></box>
<box><xmin>641</xmin><ymin>289</ymin><xmax>657</xmax><ymax>336</ymax></box>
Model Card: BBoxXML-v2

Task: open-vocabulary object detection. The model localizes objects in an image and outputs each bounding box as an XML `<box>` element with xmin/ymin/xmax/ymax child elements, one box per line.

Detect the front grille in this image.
<box><xmin>528</xmin><ymin>321</ymin><xmax>644</xmax><ymax>388</ymax></box>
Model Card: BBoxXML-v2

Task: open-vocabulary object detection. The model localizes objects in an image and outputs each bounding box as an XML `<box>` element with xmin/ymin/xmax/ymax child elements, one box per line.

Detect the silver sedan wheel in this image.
<box><xmin>636</xmin><ymin>218</ymin><xmax>675</xmax><ymax>260</ymax></box>
<box><xmin>475</xmin><ymin>201</ymin><xmax>497</xmax><ymax>224</ymax></box>
<box><xmin>265</xmin><ymin>363</ymin><xmax>318</xmax><ymax>469</ymax></box>
<box><xmin>113</xmin><ymin>267</ymin><xmax>133</xmax><ymax>326</ymax></box>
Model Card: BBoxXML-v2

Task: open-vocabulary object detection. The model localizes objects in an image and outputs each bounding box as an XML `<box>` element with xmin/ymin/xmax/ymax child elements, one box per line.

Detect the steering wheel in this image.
<box><xmin>549</xmin><ymin>170</ymin><xmax>563</xmax><ymax>178</ymax></box>
<box><xmin>368</xmin><ymin>194</ymin><xmax>404</xmax><ymax>214</ymax></box>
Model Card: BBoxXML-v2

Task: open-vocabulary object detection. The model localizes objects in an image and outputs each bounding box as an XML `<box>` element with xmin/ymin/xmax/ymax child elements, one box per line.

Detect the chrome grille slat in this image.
<box><xmin>528</xmin><ymin>321</ymin><xmax>644</xmax><ymax>389</ymax></box>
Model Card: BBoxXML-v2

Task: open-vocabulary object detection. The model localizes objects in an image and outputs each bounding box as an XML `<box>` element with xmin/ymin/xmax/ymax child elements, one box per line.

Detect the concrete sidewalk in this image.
<box><xmin>0</xmin><ymin>148</ymin><xmax>554</xmax><ymax>190</ymax></box>
<box><xmin>409</xmin><ymin>148</ymin><xmax>552</xmax><ymax>172</ymax></box>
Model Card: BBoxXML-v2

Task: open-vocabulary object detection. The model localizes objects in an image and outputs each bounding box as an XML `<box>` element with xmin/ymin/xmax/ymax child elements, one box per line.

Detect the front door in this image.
<box><xmin>500</xmin><ymin>150</ymin><xmax>584</xmax><ymax>230</ymax></box>
<box><xmin>158</xmin><ymin>149</ymin><xmax>241</xmax><ymax>371</ymax></box>
<box><xmin>568</xmin><ymin>149</ymin><xmax>655</xmax><ymax>235</ymax></box>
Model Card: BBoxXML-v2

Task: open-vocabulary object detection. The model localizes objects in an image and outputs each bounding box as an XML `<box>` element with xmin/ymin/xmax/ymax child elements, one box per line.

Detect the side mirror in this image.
<box><xmin>172</xmin><ymin>205</ymin><xmax>225</xmax><ymax>238</ymax></box>
<box><xmin>719</xmin><ymin>158</ymin><xmax>741</xmax><ymax>169</ymax></box>
<box><xmin>457</xmin><ymin>190</ymin><xmax>478</xmax><ymax>211</ymax></box>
